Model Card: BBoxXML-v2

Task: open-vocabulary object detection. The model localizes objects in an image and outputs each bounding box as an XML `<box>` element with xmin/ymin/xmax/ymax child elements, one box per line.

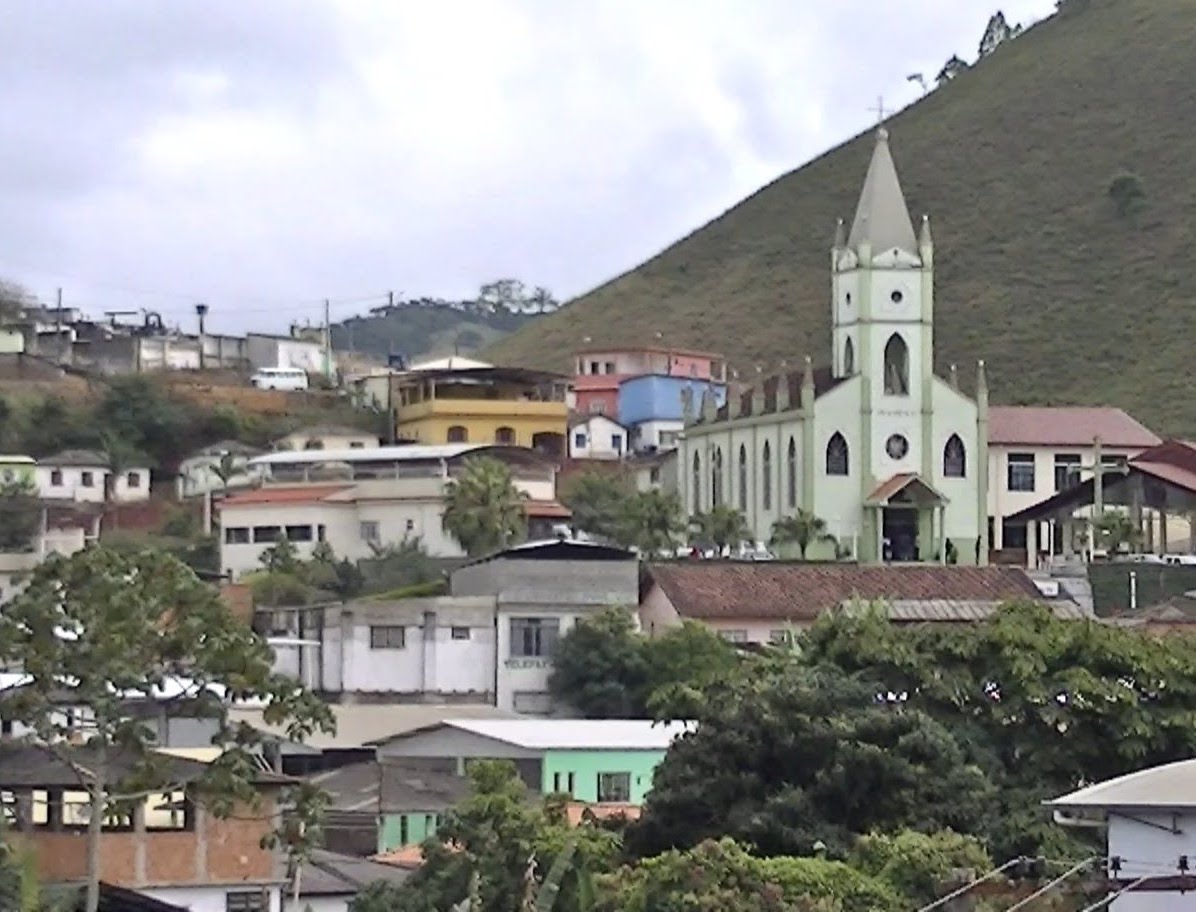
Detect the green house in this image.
<box><xmin>371</xmin><ymin>718</ymin><xmax>692</xmax><ymax>851</ymax></box>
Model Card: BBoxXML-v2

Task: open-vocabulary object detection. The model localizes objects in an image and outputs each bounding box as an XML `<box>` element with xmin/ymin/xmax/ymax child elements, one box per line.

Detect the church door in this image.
<box><xmin>882</xmin><ymin>507</ymin><xmax>920</xmax><ymax>562</ymax></box>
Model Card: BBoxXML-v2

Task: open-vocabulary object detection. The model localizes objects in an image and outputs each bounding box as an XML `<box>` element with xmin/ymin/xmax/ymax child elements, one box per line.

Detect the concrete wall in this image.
<box><xmin>247</xmin><ymin>334</ymin><xmax>331</xmax><ymax>374</ymax></box>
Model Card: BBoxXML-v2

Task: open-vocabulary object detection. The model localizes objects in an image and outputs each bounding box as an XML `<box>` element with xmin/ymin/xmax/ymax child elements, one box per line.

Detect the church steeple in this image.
<box><xmin>846</xmin><ymin>128</ymin><xmax>918</xmax><ymax>257</ymax></box>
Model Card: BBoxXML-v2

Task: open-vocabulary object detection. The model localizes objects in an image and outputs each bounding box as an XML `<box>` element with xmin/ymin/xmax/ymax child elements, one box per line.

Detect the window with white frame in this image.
<box><xmin>597</xmin><ymin>772</ymin><xmax>631</xmax><ymax>803</ymax></box>
<box><xmin>370</xmin><ymin>625</ymin><xmax>406</xmax><ymax>649</ymax></box>
<box><xmin>1007</xmin><ymin>453</ymin><xmax>1035</xmax><ymax>492</ymax></box>
<box><xmin>509</xmin><ymin>617</ymin><xmax>560</xmax><ymax>658</ymax></box>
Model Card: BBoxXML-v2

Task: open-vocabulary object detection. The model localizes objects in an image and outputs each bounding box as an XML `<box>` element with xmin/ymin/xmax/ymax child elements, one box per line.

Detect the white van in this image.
<box><xmin>250</xmin><ymin>367</ymin><xmax>309</xmax><ymax>391</ymax></box>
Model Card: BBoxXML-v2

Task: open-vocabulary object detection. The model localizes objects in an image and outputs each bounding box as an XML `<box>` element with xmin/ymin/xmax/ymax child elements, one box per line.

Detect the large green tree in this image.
<box><xmin>442</xmin><ymin>457</ymin><xmax>528</xmax><ymax>557</ymax></box>
<box><xmin>559</xmin><ymin>470</ymin><xmax>634</xmax><ymax>542</ymax></box>
<box><xmin>0</xmin><ymin>477</ymin><xmax>41</xmax><ymax>552</ymax></box>
<box><xmin>0</xmin><ymin>546</ymin><xmax>334</xmax><ymax>912</ymax></box>
<box><xmin>627</xmin><ymin>665</ymin><xmax>996</xmax><ymax>860</ymax></box>
<box><xmin>617</xmin><ymin>490</ymin><xmax>686</xmax><ymax>556</ymax></box>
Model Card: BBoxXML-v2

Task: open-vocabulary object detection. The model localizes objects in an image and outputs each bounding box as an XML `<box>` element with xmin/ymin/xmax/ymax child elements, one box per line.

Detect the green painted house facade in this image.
<box><xmin>372</xmin><ymin>718</ymin><xmax>690</xmax><ymax>851</ymax></box>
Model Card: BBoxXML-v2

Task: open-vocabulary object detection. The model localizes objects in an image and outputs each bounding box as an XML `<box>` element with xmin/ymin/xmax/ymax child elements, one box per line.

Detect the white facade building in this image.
<box><xmin>630</xmin><ymin>418</ymin><xmax>683</xmax><ymax>453</ymax></box>
<box><xmin>266</xmin><ymin>596</ymin><xmax>497</xmax><ymax>699</ymax></box>
<box><xmin>986</xmin><ymin>406</ymin><xmax>1160</xmax><ymax>553</ymax></box>
<box><xmin>272</xmin><ymin>425</ymin><xmax>380</xmax><ymax>452</ymax></box>
<box><xmin>246</xmin><ymin>332</ymin><xmax>333</xmax><ymax>376</ymax></box>
<box><xmin>569</xmin><ymin>415</ymin><xmax>628</xmax><ymax>460</ymax></box>
<box><xmin>143</xmin><ymin>885</ymin><xmax>282</xmax><ymax>912</ymax></box>
<box><xmin>1049</xmin><ymin>758</ymin><xmax>1196</xmax><ymax>911</ymax></box>
<box><xmin>36</xmin><ymin>449</ymin><xmax>151</xmax><ymax>504</ymax></box>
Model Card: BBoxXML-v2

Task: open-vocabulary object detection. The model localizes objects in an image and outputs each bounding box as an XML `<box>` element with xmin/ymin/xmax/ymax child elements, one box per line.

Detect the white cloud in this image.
<box><xmin>0</xmin><ymin>0</ymin><xmax>1057</xmax><ymax>333</ymax></box>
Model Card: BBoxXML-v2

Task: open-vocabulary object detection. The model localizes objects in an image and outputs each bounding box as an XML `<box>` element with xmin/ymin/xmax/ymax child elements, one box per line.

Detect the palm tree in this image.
<box><xmin>442</xmin><ymin>456</ymin><xmax>528</xmax><ymax>557</ymax></box>
<box><xmin>689</xmin><ymin>505</ymin><xmax>750</xmax><ymax>556</ymax></box>
<box><xmin>205</xmin><ymin>450</ymin><xmax>241</xmax><ymax>535</ymax></box>
<box><xmin>617</xmin><ymin>490</ymin><xmax>686</xmax><ymax>557</ymax></box>
<box><xmin>770</xmin><ymin>508</ymin><xmax>834</xmax><ymax>559</ymax></box>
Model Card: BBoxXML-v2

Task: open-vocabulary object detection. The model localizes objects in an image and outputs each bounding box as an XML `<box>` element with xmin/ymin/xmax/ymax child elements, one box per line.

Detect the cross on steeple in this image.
<box><xmin>868</xmin><ymin>95</ymin><xmax>892</xmax><ymax>126</ymax></box>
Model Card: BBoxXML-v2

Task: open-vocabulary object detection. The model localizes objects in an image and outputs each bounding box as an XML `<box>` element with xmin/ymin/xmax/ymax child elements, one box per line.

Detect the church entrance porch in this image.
<box><xmin>865</xmin><ymin>473</ymin><xmax>949</xmax><ymax>565</ymax></box>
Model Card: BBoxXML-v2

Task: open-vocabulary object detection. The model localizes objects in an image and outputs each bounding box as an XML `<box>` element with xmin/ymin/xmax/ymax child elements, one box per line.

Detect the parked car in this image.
<box><xmin>250</xmin><ymin>366</ymin><xmax>309</xmax><ymax>391</ymax></box>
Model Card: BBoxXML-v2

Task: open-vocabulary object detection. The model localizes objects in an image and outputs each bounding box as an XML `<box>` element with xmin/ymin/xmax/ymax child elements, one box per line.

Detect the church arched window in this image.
<box><xmin>826</xmin><ymin>433</ymin><xmax>849</xmax><ymax>476</ymax></box>
<box><xmin>943</xmin><ymin>434</ymin><xmax>966</xmax><ymax>478</ymax></box>
<box><xmin>692</xmin><ymin>451</ymin><xmax>701</xmax><ymax>509</ymax></box>
<box><xmin>883</xmin><ymin>333</ymin><xmax>910</xmax><ymax>395</ymax></box>
<box><xmin>762</xmin><ymin>441</ymin><xmax>772</xmax><ymax>510</ymax></box>
<box><xmin>844</xmin><ymin>337</ymin><xmax>855</xmax><ymax>375</ymax></box>
<box><xmin>787</xmin><ymin>436</ymin><xmax>797</xmax><ymax>507</ymax></box>
<box><xmin>737</xmin><ymin>445</ymin><xmax>748</xmax><ymax>512</ymax></box>
<box><xmin>711</xmin><ymin>447</ymin><xmax>723</xmax><ymax>506</ymax></box>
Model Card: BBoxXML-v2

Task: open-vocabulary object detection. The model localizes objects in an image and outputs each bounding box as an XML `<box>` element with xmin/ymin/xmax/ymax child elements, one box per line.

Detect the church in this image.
<box><xmin>677</xmin><ymin>128</ymin><xmax>989</xmax><ymax>565</ymax></box>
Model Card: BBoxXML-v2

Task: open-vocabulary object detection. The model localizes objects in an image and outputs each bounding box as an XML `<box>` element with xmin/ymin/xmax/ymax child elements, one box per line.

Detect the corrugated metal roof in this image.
<box><xmin>437</xmin><ymin>718</ymin><xmax>693</xmax><ymax>751</ymax></box>
<box><xmin>1048</xmin><ymin>758</ymin><xmax>1196</xmax><ymax>811</ymax></box>
<box><xmin>229</xmin><ymin>703</ymin><xmax>516</xmax><ymax>750</ymax></box>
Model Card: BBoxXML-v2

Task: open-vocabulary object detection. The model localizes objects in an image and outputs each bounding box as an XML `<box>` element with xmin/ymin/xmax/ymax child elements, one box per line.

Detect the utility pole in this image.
<box><xmin>323</xmin><ymin>298</ymin><xmax>331</xmax><ymax>379</ymax></box>
<box><xmin>195</xmin><ymin>303</ymin><xmax>209</xmax><ymax>371</ymax></box>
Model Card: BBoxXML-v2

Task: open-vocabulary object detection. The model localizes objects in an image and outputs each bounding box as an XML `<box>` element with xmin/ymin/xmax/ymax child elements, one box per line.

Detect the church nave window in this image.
<box><xmin>844</xmin><ymin>337</ymin><xmax>855</xmax><ymax>375</ymax></box>
<box><xmin>825</xmin><ymin>433</ymin><xmax>849</xmax><ymax>477</ymax></box>
<box><xmin>943</xmin><ymin>434</ymin><xmax>966</xmax><ymax>478</ymax></box>
<box><xmin>762</xmin><ymin>441</ymin><xmax>772</xmax><ymax>510</ymax></box>
<box><xmin>883</xmin><ymin>334</ymin><xmax>910</xmax><ymax>396</ymax></box>
<box><xmin>786</xmin><ymin>437</ymin><xmax>797</xmax><ymax>507</ymax></box>
<box><xmin>692</xmin><ymin>452</ymin><xmax>701</xmax><ymax>509</ymax></box>
<box><xmin>711</xmin><ymin>447</ymin><xmax>724</xmax><ymax>506</ymax></box>
<box><xmin>738</xmin><ymin>445</ymin><xmax>748</xmax><ymax>512</ymax></box>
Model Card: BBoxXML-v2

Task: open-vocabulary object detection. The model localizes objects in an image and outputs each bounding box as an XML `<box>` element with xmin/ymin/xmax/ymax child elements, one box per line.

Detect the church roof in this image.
<box><xmin>713</xmin><ymin>365</ymin><xmax>843</xmax><ymax>422</ymax></box>
<box><xmin>846</xmin><ymin>128</ymin><xmax>919</xmax><ymax>256</ymax></box>
<box><xmin>865</xmin><ymin>473</ymin><xmax>947</xmax><ymax>506</ymax></box>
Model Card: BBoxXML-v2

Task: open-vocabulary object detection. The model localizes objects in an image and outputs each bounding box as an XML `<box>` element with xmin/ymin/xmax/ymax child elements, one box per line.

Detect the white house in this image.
<box><xmin>986</xmin><ymin>406</ymin><xmax>1160</xmax><ymax>554</ymax></box>
<box><xmin>219</xmin><ymin>444</ymin><xmax>562</xmax><ymax>578</ymax></box>
<box><xmin>265</xmin><ymin>596</ymin><xmax>497</xmax><ymax>700</ymax></box>
<box><xmin>449</xmin><ymin>540</ymin><xmax>640</xmax><ymax>715</ymax></box>
<box><xmin>0</xmin><ymin>525</ymin><xmax>88</xmax><ymax>605</ymax></box>
<box><xmin>1048</xmin><ymin>758</ymin><xmax>1196</xmax><ymax>910</ymax></box>
<box><xmin>569</xmin><ymin>415</ymin><xmax>628</xmax><ymax>460</ymax></box>
<box><xmin>630</xmin><ymin>418</ymin><xmax>684</xmax><ymax>453</ymax></box>
<box><xmin>272</xmin><ymin>425</ymin><xmax>380</xmax><ymax>452</ymax></box>
<box><xmin>175</xmin><ymin>440</ymin><xmax>265</xmax><ymax>499</ymax></box>
<box><xmin>247</xmin><ymin>332</ymin><xmax>333</xmax><ymax>376</ymax></box>
<box><xmin>36</xmin><ymin>449</ymin><xmax>151</xmax><ymax>503</ymax></box>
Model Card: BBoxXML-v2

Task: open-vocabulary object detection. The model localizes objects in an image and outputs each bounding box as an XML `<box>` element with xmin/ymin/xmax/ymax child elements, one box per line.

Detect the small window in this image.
<box><xmin>252</xmin><ymin>526</ymin><xmax>281</xmax><ymax>543</ymax></box>
<box><xmin>50</xmin><ymin>469</ymin><xmax>63</xmax><ymax>486</ymax></box>
<box><xmin>574</xmin><ymin>432</ymin><xmax>587</xmax><ymax>449</ymax></box>
<box><xmin>303</xmin><ymin>439</ymin><xmax>324</xmax><ymax>451</ymax></box>
<box><xmin>226</xmin><ymin>892</ymin><xmax>266</xmax><ymax>912</ymax></box>
<box><xmin>604</xmin><ymin>361</ymin><xmax>616</xmax><ymax>374</ymax></box>
<box><xmin>224</xmin><ymin>527</ymin><xmax>250</xmax><ymax>545</ymax></box>
<box><xmin>826</xmin><ymin>432</ymin><xmax>849</xmax><ymax>476</ymax></box>
<box><xmin>349</xmin><ymin>441</ymin><xmax>366</xmax><ymax>449</ymax></box>
<box><xmin>370</xmin><ymin>626</ymin><xmax>406</xmax><ymax>649</ymax></box>
<box><xmin>447</xmin><ymin>425</ymin><xmax>469</xmax><ymax>443</ymax></box>
<box><xmin>886</xmin><ymin>434</ymin><xmax>909</xmax><ymax>460</ymax></box>
<box><xmin>405</xmin><ymin>518</ymin><xmax>415</xmax><ymax>532</ymax></box>
<box><xmin>649</xmin><ymin>467</ymin><xmax>660</xmax><ymax>483</ymax></box>
<box><xmin>589</xmin><ymin>400</ymin><xmax>606</xmax><ymax>415</ymax></box>
<box><xmin>495</xmin><ymin>426</ymin><xmax>516</xmax><ymax>445</ymax></box>
<box><xmin>80</xmin><ymin>471</ymin><xmax>94</xmax><ymax>488</ymax></box>
<box><xmin>1054</xmin><ymin>454</ymin><xmax>1081</xmax><ymax>491</ymax></box>
<box><xmin>451</xmin><ymin>626</ymin><xmax>471</xmax><ymax>640</ymax></box>
<box><xmin>762</xmin><ymin>440</ymin><xmax>772</xmax><ymax>510</ymax></box>
<box><xmin>126</xmin><ymin>471</ymin><xmax>141</xmax><ymax>488</ymax></box>
<box><xmin>943</xmin><ymin>434</ymin><xmax>966</xmax><ymax>478</ymax></box>
<box><xmin>317</xmin><ymin>524</ymin><xmax>327</xmax><ymax>542</ymax></box>
<box><xmin>611</xmin><ymin>434</ymin><xmax>623</xmax><ymax>451</ymax></box>
<box><xmin>285</xmin><ymin>524</ymin><xmax>313</xmax><ymax>542</ymax></box>
<box><xmin>844</xmin><ymin>337</ymin><xmax>855</xmax><ymax>375</ymax></box>
<box><xmin>589</xmin><ymin>361</ymin><xmax>600</xmax><ymax>374</ymax></box>
<box><xmin>719</xmin><ymin>629</ymin><xmax>748</xmax><ymax>643</ymax></box>
<box><xmin>737</xmin><ymin>445</ymin><xmax>748</xmax><ymax>511</ymax></box>
<box><xmin>360</xmin><ymin>521</ymin><xmax>380</xmax><ymax>542</ymax></box>
<box><xmin>510</xmin><ymin>617</ymin><xmax>559</xmax><ymax>658</ymax></box>
<box><xmin>552</xmin><ymin>772</ymin><xmax>562</xmax><ymax>792</ymax></box>
<box><xmin>399</xmin><ymin>815</ymin><xmax>409</xmax><ymax>845</ymax></box>
<box><xmin>597</xmin><ymin>772</ymin><xmax>631</xmax><ymax>803</ymax></box>
<box><xmin>1007</xmin><ymin>453</ymin><xmax>1036</xmax><ymax>493</ymax></box>
<box><xmin>890</xmin><ymin>290</ymin><xmax>904</xmax><ymax>304</ymax></box>
<box><xmin>883</xmin><ymin>333</ymin><xmax>910</xmax><ymax>396</ymax></box>
<box><xmin>786</xmin><ymin>437</ymin><xmax>797</xmax><ymax>508</ymax></box>
<box><xmin>567</xmin><ymin>771</ymin><xmax>575</xmax><ymax>793</ymax></box>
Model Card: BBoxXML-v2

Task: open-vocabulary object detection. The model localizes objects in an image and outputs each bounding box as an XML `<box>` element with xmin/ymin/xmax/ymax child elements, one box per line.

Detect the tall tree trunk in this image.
<box><xmin>84</xmin><ymin>775</ymin><xmax>105</xmax><ymax>912</ymax></box>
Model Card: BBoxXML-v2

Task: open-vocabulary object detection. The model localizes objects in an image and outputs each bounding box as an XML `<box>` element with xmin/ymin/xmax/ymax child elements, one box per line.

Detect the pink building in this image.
<box><xmin>572</xmin><ymin>345</ymin><xmax>727</xmax><ymax>417</ymax></box>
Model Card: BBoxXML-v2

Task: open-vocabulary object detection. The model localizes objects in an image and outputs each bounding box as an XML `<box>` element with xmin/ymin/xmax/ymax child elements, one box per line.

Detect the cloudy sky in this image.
<box><xmin>1</xmin><ymin>0</ymin><xmax>1055</xmax><ymax>335</ymax></box>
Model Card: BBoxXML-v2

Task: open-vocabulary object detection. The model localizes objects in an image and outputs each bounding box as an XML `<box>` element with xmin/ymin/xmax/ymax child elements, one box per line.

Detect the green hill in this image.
<box><xmin>487</xmin><ymin>0</ymin><xmax>1196</xmax><ymax>435</ymax></box>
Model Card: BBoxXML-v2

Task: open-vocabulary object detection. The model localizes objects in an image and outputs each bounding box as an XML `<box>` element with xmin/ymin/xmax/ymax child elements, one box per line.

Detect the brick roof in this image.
<box><xmin>645</xmin><ymin>562</ymin><xmax>1044</xmax><ymax>621</ymax></box>
<box><xmin>988</xmin><ymin>407</ymin><xmax>1159</xmax><ymax>448</ymax></box>
<box><xmin>218</xmin><ymin>484</ymin><xmax>352</xmax><ymax>507</ymax></box>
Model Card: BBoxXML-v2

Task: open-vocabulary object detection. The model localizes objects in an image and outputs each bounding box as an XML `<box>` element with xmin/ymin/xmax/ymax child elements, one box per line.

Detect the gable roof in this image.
<box><xmin>389</xmin><ymin>718</ymin><xmax>691</xmax><ymax>751</ymax></box>
<box><xmin>300</xmin><ymin>848</ymin><xmax>412</xmax><ymax>896</ymax></box>
<box><xmin>45</xmin><ymin>883</ymin><xmax>190</xmax><ymax>912</ymax></box>
<box><xmin>988</xmin><ymin>406</ymin><xmax>1160</xmax><ymax>448</ymax></box>
<box><xmin>40</xmin><ymin>449</ymin><xmax>113</xmax><ymax>468</ymax></box>
<box><xmin>645</xmin><ymin>562</ymin><xmax>1045</xmax><ymax>621</ymax></box>
<box><xmin>1047</xmin><ymin>758</ymin><xmax>1196</xmax><ymax>812</ymax></box>
<box><xmin>309</xmin><ymin>760</ymin><xmax>469</xmax><ymax>814</ymax></box>
<box><xmin>865</xmin><ymin>473</ymin><xmax>947</xmax><ymax>506</ymax></box>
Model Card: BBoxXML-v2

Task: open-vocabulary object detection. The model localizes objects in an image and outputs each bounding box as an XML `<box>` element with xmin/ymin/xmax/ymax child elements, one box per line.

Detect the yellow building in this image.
<box><xmin>391</xmin><ymin>365</ymin><xmax>569</xmax><ymax>458</ymax></box>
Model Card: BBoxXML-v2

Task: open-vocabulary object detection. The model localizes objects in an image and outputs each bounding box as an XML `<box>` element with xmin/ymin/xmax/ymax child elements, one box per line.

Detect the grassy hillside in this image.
<box><xmin>487</xmin><ymin>0</ymin><xmax>1196</xmax><ymax>435</ymax></box>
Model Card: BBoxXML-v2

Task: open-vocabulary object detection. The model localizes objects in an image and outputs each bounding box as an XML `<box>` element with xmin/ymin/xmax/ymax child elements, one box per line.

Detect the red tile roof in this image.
<box><xmin>645</xmin><ymin>562</ymin><xmax>1043</xmax><ymax>621</ymax></box>
<box><xmin>988</xmin><ymin>407</ymin><xmax>1159</xmax><ymax>448</ymax></box>
<box><xmin>865</xmin><ymin>473</ymin><xmax>945</xmax><ymax>505</ymax></box>
<box><xmin>218</xmin><ymin>485</ymin><xmax>352</xmax><ymax>507</ymax></box>
<box><xmin>525</xmin><ymin>500</ymin><xmax>572</xmax><ymax>518</ymax></box>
